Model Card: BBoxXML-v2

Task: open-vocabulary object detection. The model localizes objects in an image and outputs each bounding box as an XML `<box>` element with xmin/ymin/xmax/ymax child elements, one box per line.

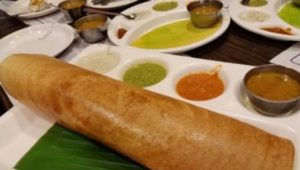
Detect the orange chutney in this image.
<box><xmin>176</xmin><ymin>72</ymin><xmax>224</xmax><ymax>100</ymax></box>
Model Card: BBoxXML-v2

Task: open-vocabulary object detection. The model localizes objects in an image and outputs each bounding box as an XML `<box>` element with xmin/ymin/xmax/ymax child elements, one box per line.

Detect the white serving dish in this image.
<box><xmin>107</xmin><ymin>1</ymin><xmax>231</xmax><ymax>53</ymax></box>
<box><xmin>0</xmin><ymin>44</ymin><xmax>299</xmax><ymax>169</ymax></box>
<box><xmin>0</xmin><ymin>23</ymin><xmax>75</xmax><ymax>62</ymax></box>
<box><xmin>229</xmin><ymin>0</ymin><xmax>300</xmax><ymax>41</ymax></box>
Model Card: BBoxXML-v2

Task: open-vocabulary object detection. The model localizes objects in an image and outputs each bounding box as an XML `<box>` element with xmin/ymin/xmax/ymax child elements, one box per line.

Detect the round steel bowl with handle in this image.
<box><xmin>243</xmin><ymin>64</ymin><xmax>300</xmax><ymax>116</ymax></box>
<box><xmin>187</xmin><ymin>0</ymin><xmax>223</xmax><ymax>28</ymax></box>
<box><xmin>58</xmin><ymin>0</ymin><xmax>86</xmax><ymax>21</ymax></box>
<box><xmin>73</xmin><ymin>14</ymin><xmax>109</xmax><ymax>43</ymax></box>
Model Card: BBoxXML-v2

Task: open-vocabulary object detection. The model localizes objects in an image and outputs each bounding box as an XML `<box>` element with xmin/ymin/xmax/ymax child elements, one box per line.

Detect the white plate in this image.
<box><xmin>107</xmin><ymin>1</ymin><xmax>231</xmax><ymax>53</ymax></box>
<box><xmin>86</xmin><ymin>0</ymin><xmax>138</xmax><ymax>9</ymax></box>
<box><xmin>229</xmin><ymin>0</ymin><xmax>300</xmax><ymax>41</ymax></box>
<box><xmin>0</xmin><ymin>44</ymin><xmax>299</xmax><ymax>169</ymax></box>
<box><xmin>0</xmin><ymin>23</ymin><xmax>75</xmax><ymax>62</ymax></box>
<box><xmin>6</xmin><ymin>0</ymin><xmax>58</xmax><ymax>19</ymax></box>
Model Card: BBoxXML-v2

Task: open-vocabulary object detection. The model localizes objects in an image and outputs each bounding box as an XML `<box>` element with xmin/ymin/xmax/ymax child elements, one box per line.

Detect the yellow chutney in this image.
<box><xmin>131</xmin><ymin>19</ymin><xmax>221</xmax><ymax>49</ymax></box>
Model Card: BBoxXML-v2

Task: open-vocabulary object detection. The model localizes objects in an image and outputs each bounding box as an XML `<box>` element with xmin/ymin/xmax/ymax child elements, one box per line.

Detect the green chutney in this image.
<box><xmin>153</xmin><ymin>1</ymin><xmax>178</xmax><ymax>11</ymax></box>
<box><xmin>123</xmin><ymin>62</ymin><xmax>167</xmax><ymax>87</ymax></box>
<box><xmin>131</xmin><ymin>19</ymin><xmax>221</xmax><ymax>49</ymax></box>
<box><xmin>278</xmin><ymin>2</ymin><xmax>300</xmax><ymax>29</ymax></box>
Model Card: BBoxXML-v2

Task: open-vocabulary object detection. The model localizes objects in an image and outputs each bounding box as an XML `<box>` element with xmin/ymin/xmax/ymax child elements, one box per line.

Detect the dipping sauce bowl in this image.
<box><xmin>73</xmin><ymin>14</ymin><xmax>109</xmax><ymax>43</ymax></box>
<box><xmin>187</xmin><ymin>0</ymin><xmax>223</xmax><ymax>28</ymax></box>
<box><xmin>243</xmin><ymin>64</ymin><xmax>300</xmax><ymax>116</ymax></box>
<box><xmin>58</xmin><ymin>0</ymin><xmax>86</xmax><ymax>21</ymax></box>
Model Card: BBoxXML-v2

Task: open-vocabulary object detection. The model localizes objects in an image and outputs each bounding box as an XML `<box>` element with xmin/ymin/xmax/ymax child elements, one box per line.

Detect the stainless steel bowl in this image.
<box><xmin>58</xmin><ymin>0</ymin><xmax>86</xmax><ymax>21</ymax></box>
<box><xmin>187</xmin><ymin>0</ymin><xmax>223</xmax><ymax>28</ymax></box>
<box><xmin>73</xmin><ymin>14</ymin><xmax>108</xmax><ymax>43</ymax></box>
<box><xmin>243</xmin><ymin>64</ymin><xmax>300</xmax><ymax>116</ymax></box>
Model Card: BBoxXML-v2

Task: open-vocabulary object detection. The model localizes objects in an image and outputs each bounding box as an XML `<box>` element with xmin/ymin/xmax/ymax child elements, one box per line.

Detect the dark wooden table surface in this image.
<box><xmin>0</xmin><ymin>5</ymin><xmax>295</xmax><ymax>115</ymax></box>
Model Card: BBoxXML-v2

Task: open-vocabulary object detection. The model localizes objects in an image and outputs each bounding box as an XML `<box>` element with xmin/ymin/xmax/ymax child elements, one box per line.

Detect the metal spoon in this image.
<box><xmin>83</xmin><ymin>7</ymin><xmax>136</xmax><ymax>20</ymax></box>
<box><xmin>92</xmin><ymin>0</ymin><xmax>111</xmax><ymax>5</ymax></box>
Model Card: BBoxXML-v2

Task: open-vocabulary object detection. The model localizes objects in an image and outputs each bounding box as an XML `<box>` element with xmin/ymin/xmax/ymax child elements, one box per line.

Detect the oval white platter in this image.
<box><xmin>0</xmin><ymin>23</ymin><xmax>75</xmax><ymax>62</ymax></box>
<box><xmin>107</xmin><ymin>1</ymin><xmax>231</xmax><ymax>53</ymax></box>
<box><xmin>0</xmin><ymin>44</ymin><xmax>299</xmax><ymax>169</ymax></box>
<box><xmin>86</xmin><ymin>0</ymin><xmax>138</xmax><ymax>9</ymax></box>
<box><xmin>6</xmin><ymin>0</ymin><xmax>58</xmax><ymax>19</ymax></box>
<box><xmin>229</xmin><ymin>0</ymin><xmax>300</xmax><ymax>41</ymax></box>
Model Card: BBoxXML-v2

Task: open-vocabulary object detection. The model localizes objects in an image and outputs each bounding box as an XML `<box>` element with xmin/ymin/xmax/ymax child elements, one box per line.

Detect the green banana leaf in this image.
<box><xmin>15</xmin><ymin>124</ymin><xmax>146</xmax><ymax>170</ymax></box>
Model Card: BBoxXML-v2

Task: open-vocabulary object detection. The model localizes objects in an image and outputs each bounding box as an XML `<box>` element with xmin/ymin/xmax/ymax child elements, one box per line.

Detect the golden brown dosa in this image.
<box><xmin>0</xmin><ymin>54</ymin><xmax>295</xmax><ymax>170</ymax></box>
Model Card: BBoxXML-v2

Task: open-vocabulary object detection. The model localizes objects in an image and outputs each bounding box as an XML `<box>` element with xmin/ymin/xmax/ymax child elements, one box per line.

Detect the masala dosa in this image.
<box><xmin>0</xmin><ymin>54</ymin><xmax>295</xmax><ymax>170</ymax></box>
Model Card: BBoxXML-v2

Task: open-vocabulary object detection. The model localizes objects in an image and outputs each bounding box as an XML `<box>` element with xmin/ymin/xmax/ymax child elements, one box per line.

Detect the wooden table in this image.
<box><xmin>0</xmin><ymin>6</ymin><xmax>295</xmax><ymax>116</ymax></box>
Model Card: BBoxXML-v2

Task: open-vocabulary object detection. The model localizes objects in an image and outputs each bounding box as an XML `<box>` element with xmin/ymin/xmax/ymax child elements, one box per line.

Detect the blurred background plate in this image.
<box><xmin>6</xmin><ymin>0</ymin><xmax>58</xmax><ymax>19</ymax></box>
<box><xmin>86</xmin><ymin>0</ymin><xmax>138</xmax><ymax>9</ymax></box>
<box><xmin>108</xmin><ymin>7</ymin><xmax>231</xmax><ymax>53</ymax></box>
<box><xmin>229</xmin><ymin>0</ymin><xmax>300</xmax><ymax>41</ymax></box>
<box><xmin>0</xmin><ymin>23</ymin><xmax>75</xmax><ymax>62</ymax></box>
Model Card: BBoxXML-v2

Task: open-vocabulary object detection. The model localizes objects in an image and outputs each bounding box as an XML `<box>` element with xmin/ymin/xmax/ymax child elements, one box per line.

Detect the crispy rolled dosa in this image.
<box><xmin>0</xmin><ymin>54</ymin><xmax>295</xmax><ymax>170</ymax></box>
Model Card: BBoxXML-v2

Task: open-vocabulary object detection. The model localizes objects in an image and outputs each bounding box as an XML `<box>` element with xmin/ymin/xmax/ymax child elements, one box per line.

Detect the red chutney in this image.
<box><xmin>176</xmin><ymin>72</ymin><xmax>224</xmax><ymax>101</ymax></box>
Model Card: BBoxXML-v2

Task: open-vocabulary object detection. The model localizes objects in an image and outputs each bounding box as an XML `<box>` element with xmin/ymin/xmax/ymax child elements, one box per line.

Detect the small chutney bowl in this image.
<box><xmin>58</xmin><ymin>0</ymin><xmax>86</xmax><ymax>21</ymax></box>
<box><xmin>187</xmin><ymin>0</ymin><xmax>223</xmax><ymax>28</ymax></box>
<box><xmin>73</xmin><ymin>14</ymin><xmax>109</xmax><ymax>43</ymax></box>
<box><xmin>243</xmin><ymin>64</ymin><xmax>300</xmax><ymax>116</ymax></box>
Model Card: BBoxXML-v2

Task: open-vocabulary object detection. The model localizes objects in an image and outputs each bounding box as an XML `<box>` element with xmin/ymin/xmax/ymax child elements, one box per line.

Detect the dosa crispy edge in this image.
<box><xmin>0</xmin><ymin>54</ymin><xmax>295</xmax><ymax>170</ymax></box>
